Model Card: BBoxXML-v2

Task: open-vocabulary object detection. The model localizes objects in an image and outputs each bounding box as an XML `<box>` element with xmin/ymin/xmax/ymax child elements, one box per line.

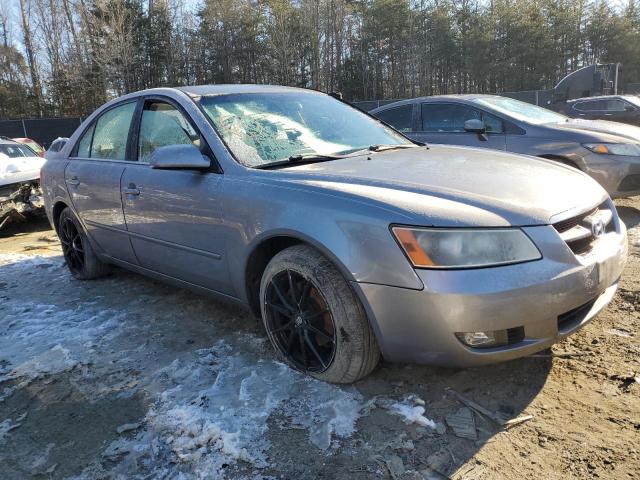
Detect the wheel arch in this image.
<box><xmin>537</xmin><ymin>154</ymin><xmax>581</xmax><ymax>170</ymax></box>
<box><xmin>243</xmin><ymin>231</ymin><xmax>358</xmax><ymax>318</ymax></box>
<box><xmin>52</xmin><ymin>200</ymin><xmax>70</xmax><ymax>232</ymax></box>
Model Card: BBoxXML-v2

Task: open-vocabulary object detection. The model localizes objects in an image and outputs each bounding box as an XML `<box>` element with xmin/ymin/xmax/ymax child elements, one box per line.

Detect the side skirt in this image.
<box><xmin>101</xmin><ymin>254</ymin><xmax>249</xmax><ymax>311</ymax></box>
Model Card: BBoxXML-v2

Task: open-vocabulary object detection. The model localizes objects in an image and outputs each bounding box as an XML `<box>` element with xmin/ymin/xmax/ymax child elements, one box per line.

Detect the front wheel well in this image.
<box><xmin>245</xmin><ymin>236</ymin><xmax>303</xmax><ymax>317</ymax></box>
<box><xmin>52</xmin><ymin>201</ymin><xmax>69</xmax><ymax>232</ymax></box>
<box><xmin>537</xmin><ymin>154</ymin><xmax>580</xmax><ymax>170</ymax></box>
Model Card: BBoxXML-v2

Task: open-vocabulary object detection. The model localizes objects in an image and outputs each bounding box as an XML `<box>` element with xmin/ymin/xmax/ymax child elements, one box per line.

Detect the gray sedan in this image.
<box><xmin>371</xmin><ymin>94</ymin><xmax>640</xmax><ymax>197</ymax></box>
<box><xmin>42</xmin><ymin>85</ymin><xmax>628</xmax><ymax>383</ymax></box>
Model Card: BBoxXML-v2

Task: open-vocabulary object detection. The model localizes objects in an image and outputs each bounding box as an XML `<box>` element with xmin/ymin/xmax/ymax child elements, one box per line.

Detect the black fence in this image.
<box><xmin>0</xmin><ymin>117</ymin><xmax>83</xmax><ymax>149</ymax></box>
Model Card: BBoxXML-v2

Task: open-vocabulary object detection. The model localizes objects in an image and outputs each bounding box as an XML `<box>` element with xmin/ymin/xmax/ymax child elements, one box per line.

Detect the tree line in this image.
<box><xmin>1</xmin><ymin>0</ymin><xmax>639</xmax><ymax>119</ymax></box>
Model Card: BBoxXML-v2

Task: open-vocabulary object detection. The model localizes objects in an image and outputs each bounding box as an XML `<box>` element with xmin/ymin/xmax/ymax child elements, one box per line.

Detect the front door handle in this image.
<box><xmin>122</xmin><ymin>184</ymin><xmax>141</xmax><ymax>196</ymax></box>
<box><xmin>67</xmin><ymin>176</ymin><xmax>80</xmax><ymax>186</ymax></box>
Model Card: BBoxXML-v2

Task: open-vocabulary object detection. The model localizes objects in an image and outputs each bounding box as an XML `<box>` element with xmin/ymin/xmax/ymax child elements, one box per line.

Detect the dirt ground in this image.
<box><xmin>0</xmin><ymin>198</ymin><xmax>638</xmax><ymax>480</ymax></box>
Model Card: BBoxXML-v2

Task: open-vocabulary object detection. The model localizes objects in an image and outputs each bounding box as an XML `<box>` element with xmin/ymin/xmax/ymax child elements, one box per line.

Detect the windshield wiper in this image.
<box><xmin>368</xmin><ymin>144</ymin><xmax>419</xmax><ymax>152</ymax></box>
<box><xmin>255</xmin><ymin>153</ymin><xmax>346</xmax><ymax>170</ymax></box>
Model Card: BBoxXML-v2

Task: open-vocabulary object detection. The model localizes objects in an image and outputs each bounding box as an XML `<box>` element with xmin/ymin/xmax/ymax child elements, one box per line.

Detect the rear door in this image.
<box><xmin>120</xmin><ymin>97</ymin><xmax>233</xmax><ymax>295</ymax></box>
<box><xmin>412</xmin><ymin>102</ymin><xmax>507</xmax><ymax>150</ymax></box>
<box><xmin>64</xmin><ymin>100</ymin><xmax>138</xmax><ymax>264</ymax></box>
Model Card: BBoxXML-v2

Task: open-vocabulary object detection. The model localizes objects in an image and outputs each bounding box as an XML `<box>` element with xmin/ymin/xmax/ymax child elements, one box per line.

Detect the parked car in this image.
<box><xmin>371</xmin><ymin>95</ymin><xmax>640</xmax><ymax>197</ymax></box>
<box><xmin>12</xmin><ymin>137</ymin><xmax>46</xmax><ymax>157</ymax></box>
<box><xmin>45</xmin><ymin>137</ymin><xmax>69</xmax><ymax>159</ymax></box>
<box><xmin>0</xmin><ymin>139</ymin><xmax>46</xmax><ymax>229</ymax></box>
<box><xmin>42</xmin><ymin>85</ymin><xmax>628</xmax><ymax>383</ymax></box>
<box><xmin>561</xmin><ymin>95</ymin><xmax>640</xmax><ymax>125</ymax></box>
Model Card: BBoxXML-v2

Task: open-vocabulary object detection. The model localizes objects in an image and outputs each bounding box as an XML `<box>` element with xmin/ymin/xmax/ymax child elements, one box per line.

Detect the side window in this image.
<box><xmin>375</xmin><ymin>105</ymin><xmax>413</xmax><ymax>132</ymax></box>
<box><xmin>574</xmin><ymin>100</ymin><xmax>605</xmax><ymax>112</ymax></box>
<box><xmin>138</xmin><ymin>101</ymin><xmax>201</xmax><ymax>161</ymax></box>
<box><xmin>76</xmin><ymin>124</ymin><xmax>95</xmax><ymax>158</ymax></box>
<box><xmin>90</xmin><ymin>102</ymin><xmax>136</xmax><ymax>160</ymax></box>
<box><xmin>482</xmin><ymin>112</ymin><xmax>504</xmax><ymax>133</ymax></box>
<box><xmin>421</xmin><ymin>103</ymin><xmax>481</xmax><ymax>132</ymax></box>
<box><xmin>605</xmin><ymin>99</ymin><xmax>628</xmax><ymax>112</ymax></box>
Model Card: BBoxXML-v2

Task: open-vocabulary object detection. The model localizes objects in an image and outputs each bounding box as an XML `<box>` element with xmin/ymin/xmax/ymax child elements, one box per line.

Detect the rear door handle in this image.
<box><xmin>67</xmin><ymin>176</ymin><xmax>80</xmax><ymax>186</ymax></box>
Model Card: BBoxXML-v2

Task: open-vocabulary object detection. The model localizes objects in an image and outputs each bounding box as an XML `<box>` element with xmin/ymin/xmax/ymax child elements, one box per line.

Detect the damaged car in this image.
<box><xmin>0</xmin><ymin>139</ymin><xmax>46</xmax><ymax>230</ymax></box>
<box><xmin>42</xmin><ymin>85</ymin><xmax>628</xmax><ymax>383</ymax></box>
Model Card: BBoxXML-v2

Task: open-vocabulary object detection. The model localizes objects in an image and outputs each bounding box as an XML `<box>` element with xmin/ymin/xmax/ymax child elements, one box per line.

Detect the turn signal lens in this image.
<box><xmin>591</xmin><ymin>144</ymin><xmax>609</xmax><ymax>154</ymax></box>
<box><xmin>392</xmin><ymin>228</ymin><xmax>434</xmax><ymax>266</ymax></box>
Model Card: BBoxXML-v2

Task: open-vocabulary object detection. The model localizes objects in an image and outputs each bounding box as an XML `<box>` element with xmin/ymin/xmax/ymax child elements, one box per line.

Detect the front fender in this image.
<box><xmin>222</xmin><ymin>177</ymin><xmax>424</xmax><ymax>302</ymax></box>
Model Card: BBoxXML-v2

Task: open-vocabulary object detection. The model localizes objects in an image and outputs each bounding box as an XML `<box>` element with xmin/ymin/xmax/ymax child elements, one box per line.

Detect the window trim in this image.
<box><xmin>132</xmin><ymin>94</ymin><xmax>222</xmax><ymax>173</ymax></box>
<box><xmin>375</xmin><ymin>104</ymin><xmax>415</xmax><ymax>133</ymax></box>
<box><xmin>416</xmin><ymin>102</ymin><xmax>507</xmax><ymax>135</ymax></box>
<box><xmin>70</xmin><ymin>99</ymin><xmax>140</xmax><ymax>162</ymax></box>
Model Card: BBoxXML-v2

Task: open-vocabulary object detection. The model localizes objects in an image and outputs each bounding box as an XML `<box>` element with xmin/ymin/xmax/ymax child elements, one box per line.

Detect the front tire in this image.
<box><xmin>58</xmin><ymin>207</ymin><xmax>110</xmax><ymax>280</ymax></box>
<box><xmin>260</xmin><ymin>245</ymin><xmax>380</xmax><ymax>383</ymax></box>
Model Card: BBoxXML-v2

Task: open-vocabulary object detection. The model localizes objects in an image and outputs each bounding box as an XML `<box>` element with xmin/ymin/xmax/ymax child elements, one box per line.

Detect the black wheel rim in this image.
<box><xmin>264</xmin><ymin>269</ymin><xmax>336</xmax><ymax>373</ymax></box>
<box><xmin>59</xmin><ymin>217</ymin><xmax>85</xmax><ymax>275</ymax></box>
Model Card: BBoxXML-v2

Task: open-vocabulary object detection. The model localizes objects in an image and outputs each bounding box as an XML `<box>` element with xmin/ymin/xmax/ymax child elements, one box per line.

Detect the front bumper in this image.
<box><xmin>354</xmin><ymin>221</ymin><xmax>628</xmax><ymax>367</ymax></box>
<box><xmin>582</xmin><ymin>153</ymin><xmax>640</xmax><ymax>198</ymax></box>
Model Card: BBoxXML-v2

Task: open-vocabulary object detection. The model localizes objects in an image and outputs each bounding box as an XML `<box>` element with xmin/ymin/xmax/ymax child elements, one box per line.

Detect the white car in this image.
<box><xmin>0</xmin><ymin>140</ymin><xmax>46</xmax><ymax>229</ymax></box>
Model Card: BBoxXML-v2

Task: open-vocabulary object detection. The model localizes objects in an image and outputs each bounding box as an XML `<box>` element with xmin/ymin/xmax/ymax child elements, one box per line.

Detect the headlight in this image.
<box><xmin>583</xmin><ymin>143</ymin><xmax>640</xmax><ymax>156</ymax></box>
<box><xmin>391</xmin><ymin>227</ymin><xmax>541</xmax><ymax>269</ymax></box>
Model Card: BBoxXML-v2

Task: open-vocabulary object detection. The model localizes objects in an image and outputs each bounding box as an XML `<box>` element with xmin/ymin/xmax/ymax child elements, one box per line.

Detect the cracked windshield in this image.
<box><xmin>199</xmin><ymin>92</ymin><xmax>412</xmax><ymax>167</ymax></box>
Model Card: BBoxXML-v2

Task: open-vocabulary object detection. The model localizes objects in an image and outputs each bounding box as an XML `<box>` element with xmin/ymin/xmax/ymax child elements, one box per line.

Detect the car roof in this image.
<box><xmin>175</xmin><ymin>84</ymin><xmax>323</xmax><ymax>98</ymax></box>
<box><xmin>566</xmin><ymin>95</ymin><xmax>627</xmax><ymax>103</ymax></box>
<box><xmin>370</xmin><ymin>94</ymin><xmax>500</xmax><ymax>112</ymax></box>
<box><xmin>0</xmin><ymin>138</ymin><xmax>23</xmax><ymax>145</ymax></box>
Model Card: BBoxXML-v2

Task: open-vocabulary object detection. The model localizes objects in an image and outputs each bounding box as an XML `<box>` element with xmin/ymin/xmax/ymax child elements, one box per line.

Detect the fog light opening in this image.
<box><xmin>455</xmin><ymin>330</ymin><xmax>509</xmax><ymax>348</ymax></box>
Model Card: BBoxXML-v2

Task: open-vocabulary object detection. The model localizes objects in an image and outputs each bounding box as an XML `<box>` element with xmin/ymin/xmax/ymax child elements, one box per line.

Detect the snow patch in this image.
<box><xmin>607</xmin><ymin>328</ymin><xmax>632</xmax><ymax>338</ymax></box>
<box><xmin>0</xmin><ymin>418</ymin><xmax>22</xmax><ymax>444</ymax></box>
<box><xmin>10</xmin><ymin>345</ymin><xmax>79</xmax><ymax>379</ymax></box>
<box><xmin>92</xmin><ymin>338</ymin><xmax>364</xmax><ymax>478</ymax></box>
<box><xmin>389</xmin><ymin>401</ymin><xmax>437</xmax><ymax>429</ymax></box>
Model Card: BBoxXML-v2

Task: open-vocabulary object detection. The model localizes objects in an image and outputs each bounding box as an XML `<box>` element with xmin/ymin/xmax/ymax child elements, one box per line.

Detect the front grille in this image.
<box><xmin>558</xmin><ymin>299</ymin><xmax>596</xmax><ymax>331</ymax></box>
<box><xmin>553</xmin><ymin>201</ymin><xmax>614</xmax><ymax>255</ymax></box>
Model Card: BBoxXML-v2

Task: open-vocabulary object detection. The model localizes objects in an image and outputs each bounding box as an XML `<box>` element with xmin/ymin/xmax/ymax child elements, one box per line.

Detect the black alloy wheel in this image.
<box><xmin>264</xmin><ymin>269</ymin><xmax>337</xmax><ymax>373</ymax></box>
<box><xmin>59</xmin><ymin>216</ymin><xmax>85</xmax><ymax>275</ymax></box>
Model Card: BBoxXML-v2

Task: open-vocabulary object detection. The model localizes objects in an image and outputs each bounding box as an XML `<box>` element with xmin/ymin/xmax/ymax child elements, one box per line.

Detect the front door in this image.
<box><xmin>121</xmin><ymin>98</ymin><xmax>233</xmax><ymax>296</ymax></box>
<box><xmin>65</xmin><ymin>101</ymin><xmax>138</xmax><ymax>264</ymax></box>
<box><xmin>411</xmin><ymin>102</ymin><xmax>507</xmax><ymax>150</ymax></box>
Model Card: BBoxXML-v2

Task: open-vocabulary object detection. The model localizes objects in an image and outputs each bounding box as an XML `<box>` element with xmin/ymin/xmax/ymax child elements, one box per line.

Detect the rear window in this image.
<box><xmin>0</xmin><ymin>144</ymin><xmax>37</xmax><ymax>158</ymax></box>
<box><xmin>74</xmin><ymin>102</ymin><xmax>136</xmax><ymax>160</ymax></box>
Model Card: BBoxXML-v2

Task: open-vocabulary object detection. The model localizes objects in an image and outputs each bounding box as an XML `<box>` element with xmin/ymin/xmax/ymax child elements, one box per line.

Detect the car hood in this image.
<box><xmin>282</xmin><ymin>145</ymin><xmax>607</xmax><ymax>227</ymax></box>
<box><xmin>548</xmin><ymin>118</ymin><xmax>640</xmax><ymax>142</ymax></box>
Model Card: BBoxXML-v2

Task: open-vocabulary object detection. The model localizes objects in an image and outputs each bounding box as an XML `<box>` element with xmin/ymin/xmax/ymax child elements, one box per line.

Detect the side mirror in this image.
<box><xmin>149</xmin><ymin>144</ymin><xmax>211</xmax><ymax>170</ymax></box>
<box><xmin>464</xmin><ymin>119</ymin><xmax>486</xmax><ymax>134</ymax></box>
<box><xmin>624</xmin><ymin>105</ymin><xmax>635</xmax><ymax>112</ymax></box>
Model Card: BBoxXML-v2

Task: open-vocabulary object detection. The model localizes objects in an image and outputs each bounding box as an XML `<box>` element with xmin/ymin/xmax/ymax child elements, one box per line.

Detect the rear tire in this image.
<box><xmin>260</xmin><ymin>245</ymin><xmax>380</xmax><ymax>383</ymax></box>
<box><xmin>58</xmin><ymin>207</ymin><xmax>110</xmax><ymax>280</ymax></box>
